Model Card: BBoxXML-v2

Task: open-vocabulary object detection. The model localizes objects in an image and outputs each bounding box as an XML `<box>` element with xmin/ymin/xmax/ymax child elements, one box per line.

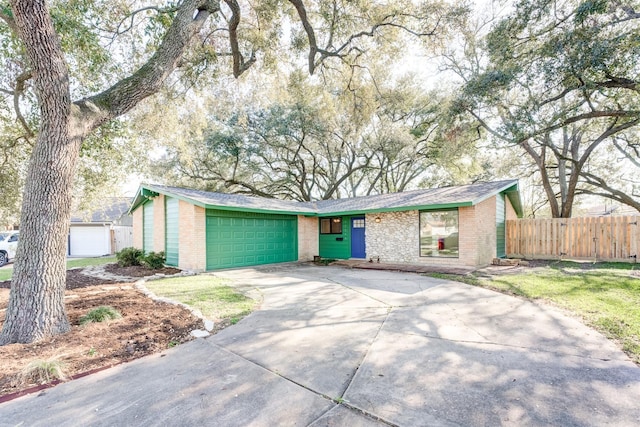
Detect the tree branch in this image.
<box><xmin>287</xmin><ymin>0</ymin><xmax>317</xmax><ymax>74</ymax></box>
<box><xmin>13</xmin><ymin>70</ymin><xmax>34</xmax><ymax>139</ymax></box>
<box><xmin>0</xmin><ymin>4</ymin><xmax>18</xmax><ymax>33</ymax></box>
<box><xmin>224</xmin><ymin>0</ymin><xmax>255</xmax><ymax>78</ymax></box>
<box><xmin>579</xmin><ymin>171</ymin><xmax>640</xmax><ymax>212</ymax></box>
<box><xmin>613</xmin><ymin>140</ymin><xmax>640</xmax><ymax>169</ymax></box>
<box><xmin>77</xmin><ymin>0</ymin><xmax>221</xmax><ymax>133</ymax></box>
<box><xmin>112</xmin><ymin>5</ymin><xmax>179</xmax><ymax>37</ymax></box>
<box><xmin>516</xmin><ymin>111</ymin><xmax>640</xmax><ymax>144</ymax></box>
<box><xmin>288</xmin><ymin>1</ymin><xmax>434</xmax><ymax>74</ymax></box>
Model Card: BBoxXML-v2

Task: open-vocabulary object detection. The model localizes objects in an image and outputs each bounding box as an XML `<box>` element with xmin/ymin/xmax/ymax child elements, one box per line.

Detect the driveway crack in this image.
<box><xmin>325</xmin><ymin>277</ymin><xmax>392</xmax><ymax>308</ymax></box>
<box><xmin>207</xmin><ymin>340</ymin><xmax>398</xmax><ymax>425</ymax></box>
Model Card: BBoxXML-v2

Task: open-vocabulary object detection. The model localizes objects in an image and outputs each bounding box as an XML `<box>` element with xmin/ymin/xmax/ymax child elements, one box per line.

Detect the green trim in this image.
<box><xmin>200</xmin><ymin>204</ymin><xmax>306</xmax><ymax>216</ymax></box>
<box><xmin>142</xmin><ymin>189</ymin><xmax>159</xmax><ymax>198</ymax></box>
<box><xmin>471</xmin><ymin>182</ymin><xmax>517</xmax><ymax>206</ymax></box>
<box><xmin>470</xmin><ymin>182</ymin><xmax>524</xmax><ymax>218</ymax></box>
<box><xmin>131</xmin><ymin>181</ymin><xmax>523</xmax><ymax>218</ymax></box>
<box><xmin>134</xmin><ymin>184</ymin><xmax>312</xmax><ymax>216</ymax></box>
<box><xmin>317</xmin><ymin>202</ymin><xmax>473</xmax><ymax>217</ymax></box>
<box><xmin>505</xmin><ymin>190</ymin><xmax>524</xmax><ymax>218</ymax></box>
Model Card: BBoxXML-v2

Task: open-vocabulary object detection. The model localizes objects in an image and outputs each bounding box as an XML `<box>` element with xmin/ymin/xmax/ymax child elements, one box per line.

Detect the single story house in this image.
<box><xmin>69</xmin><ymin>198</ymin><xmax>133</xmax><ymax>257</ymax></box>
<box><xmin>129</xmin><ymin>180</ymin><xmax>522</xmax><ymax>270</ymax></box>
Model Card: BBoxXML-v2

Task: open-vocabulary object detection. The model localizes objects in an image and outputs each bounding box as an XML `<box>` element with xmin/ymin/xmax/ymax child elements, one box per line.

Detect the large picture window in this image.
<box><xmin>320</xmin><ymin>217</ymin><xmax>343</xmax><ymax>234</ymax></box>
<box><xmin>419</xmin><ymin>209</ymin><xmax>459</xmax><ymax>257</ymax></box>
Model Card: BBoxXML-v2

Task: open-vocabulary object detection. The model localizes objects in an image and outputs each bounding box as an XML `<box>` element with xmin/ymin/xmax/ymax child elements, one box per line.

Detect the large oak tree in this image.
<box><xmin>0</xmin><ymin>0</ymin><xmax>444</xmax><ymax>344</ymax></box>
<box><xmin>152</xmin><ymin>72</ymin><xmax>476</xmax><ymax>200</ymax></box>
<box><xmin>445</xmin><ymin>0</ymin><xmax>640</xmax><ymax>217</ymax></box>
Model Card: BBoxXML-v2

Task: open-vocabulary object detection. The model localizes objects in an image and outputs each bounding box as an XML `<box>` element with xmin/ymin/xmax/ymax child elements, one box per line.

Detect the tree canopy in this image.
<box><xmin>150</xmin><ymin>66</ymin><xmax>482</xmax><ymax>200</ymax></box>
<box><xmin>0</xmin><ymin>0</ymin><xmax>457</xmax><ymax>344</ymax></box>
<box><xmin>447</xmin><ymin>0</ymin><xmax>640</xmax><ymax>217</ymax></box>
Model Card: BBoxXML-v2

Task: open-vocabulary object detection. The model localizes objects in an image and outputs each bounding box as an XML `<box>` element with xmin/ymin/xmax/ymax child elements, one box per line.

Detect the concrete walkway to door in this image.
<box><xmin>2</xmin><ymin>265</ymin><xmax>640</xmax><ymax>426</ymax></box>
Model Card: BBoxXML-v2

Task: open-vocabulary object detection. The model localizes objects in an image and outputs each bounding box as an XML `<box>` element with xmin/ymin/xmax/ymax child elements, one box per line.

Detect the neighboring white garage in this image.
<box><xmin>69</xmin><ymin>198</ymin><xmax>133</xmax><ymax>257</ymax></box>
<box><xmin>68</xmin><ymin>224</ymin><xmax>112</xmax><ymax>257</ymax></box>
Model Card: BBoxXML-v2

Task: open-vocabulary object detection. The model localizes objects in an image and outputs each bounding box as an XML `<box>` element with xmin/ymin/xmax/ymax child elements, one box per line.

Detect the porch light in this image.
<box><xmin>375</xmin><ymin>217</ymin><xmax>381</xmax><ymax>223</ymax></box>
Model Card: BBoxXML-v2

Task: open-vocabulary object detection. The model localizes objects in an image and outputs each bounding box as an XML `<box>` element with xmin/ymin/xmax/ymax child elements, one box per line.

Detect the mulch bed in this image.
<box><xmin>0</xmin><ymin>263</ymin><xmax>203</xmax><ymax>400</ymax></box>
<box><xmin>104</xmin><ymin>263</ymin><xmax>181</xmax><ymax>277</ymax></box>
<box><xmin>0</xmin><ymin>269</ymin><xmax>121</xmax><ymax>290</ymax></box>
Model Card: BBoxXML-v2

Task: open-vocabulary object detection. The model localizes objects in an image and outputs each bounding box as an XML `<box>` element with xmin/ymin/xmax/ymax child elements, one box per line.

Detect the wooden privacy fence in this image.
<box><xmin>506</xmin><ymin>216</ymin><xmax>639</xmax><ymax>262</ymax></box>
<box><xmin>111</xmin><ymin>226</ymin><xmax>133</xmax><ymax>254</ymax></box>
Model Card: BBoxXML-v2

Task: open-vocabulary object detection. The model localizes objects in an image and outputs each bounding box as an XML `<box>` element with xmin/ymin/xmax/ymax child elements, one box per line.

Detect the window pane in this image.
<box><xmin>331</xmin><ymin>218</ymin><xmax>342</xmax><ymax>234</ymax></box>
<box><xmin>420</xmin><ymin>210</ymin><xmax>459</xmax><ymax>258</ymax></box>
<box><xmin>320</xmin><ymin>218</ymin><xmax>331</xmax><ymax>234</ymax></box>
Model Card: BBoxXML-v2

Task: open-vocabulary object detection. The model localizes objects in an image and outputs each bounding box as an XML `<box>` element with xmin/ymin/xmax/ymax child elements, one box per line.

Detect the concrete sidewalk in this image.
<box><xmin>2</xmin><ymin>265</ymin><xmax>640</xmax><ymax>426</ymax></box>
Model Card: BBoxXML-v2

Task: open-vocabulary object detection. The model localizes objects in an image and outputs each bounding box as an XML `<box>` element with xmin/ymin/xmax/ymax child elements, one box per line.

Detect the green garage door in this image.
<box><xmin>206</xmin><ymin>210</ymin><xmax>297</xmax><ymax>270</ymax></box>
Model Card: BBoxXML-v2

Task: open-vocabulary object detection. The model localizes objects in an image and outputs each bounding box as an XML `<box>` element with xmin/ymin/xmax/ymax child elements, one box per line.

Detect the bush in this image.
<box><xmin>116</xmin><ymin>247</ymin><xmax>143</xmax><ymax>267</ymax></box>
<box><xmin>79</xmin><ymin>306</ymin><xmax>122</xmax><ymax>325</ymax></box>
<box><xmin>142</xmin><ymin>251</ymin><xmax>165</xmax><ymax>269</ymax></box>
<box><xmin>19</xmin><ymin>359</ymin><xmax>67</xmax><ymax>385</ymax></box>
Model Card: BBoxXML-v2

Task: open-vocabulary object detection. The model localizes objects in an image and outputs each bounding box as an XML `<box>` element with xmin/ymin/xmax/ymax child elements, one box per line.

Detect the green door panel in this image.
<box><xmin>165</xmin><ymin>197</ymin><xmax>179</xmax><ymax>266</ymax></box>
<box><xmin>319</xmin><ymin>215</ymin><xmax>352</xmax><ymax>259</ymax></box>
<box><xmin>206</xmin><ymin>210</ymin><xmax>297</xmax><ymax>270</ymax></box>
<box><xmin>496</xmin><ymin>193</ymin><xmax>506</xmax><ymax>258</ymax></box>
<box><xmin>143</xmin><ymin>201</ymin><xmax>154</xmax><ymax>253</ymax></box>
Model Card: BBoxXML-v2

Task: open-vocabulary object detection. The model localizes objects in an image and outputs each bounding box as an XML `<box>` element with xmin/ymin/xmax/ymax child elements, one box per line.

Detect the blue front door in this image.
<box><xmin>351</xmin><ymin>217</ymin><xmax>366</xmax><ymax>258</ymax></box>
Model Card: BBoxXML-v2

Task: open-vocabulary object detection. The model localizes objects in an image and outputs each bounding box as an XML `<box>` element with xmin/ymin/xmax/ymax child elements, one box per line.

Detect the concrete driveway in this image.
<box><xmin>2</xmin><ymin>265</ymin><xmax>640</xmax><ymax>426</ymax></box>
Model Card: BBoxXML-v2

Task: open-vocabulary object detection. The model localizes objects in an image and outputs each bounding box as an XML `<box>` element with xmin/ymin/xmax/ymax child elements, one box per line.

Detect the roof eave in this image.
<box><xmin>202</xmin><ymin>204</ymin><xmax>315</xmax><ymax>216</ymax></box>
<box><xmin>469</xmin><ymin>180</ymin><xmax>524</xmax><ymax>217</ymax></box>
<box><xmin>317</xmin><ymin>202</ymin><xmax>474</xmax><ymax>217</ymax></box>
<box><xmin>130</xmin><ymin>184</ymin><xmax>315</xmax><ymax>216</ymax></box>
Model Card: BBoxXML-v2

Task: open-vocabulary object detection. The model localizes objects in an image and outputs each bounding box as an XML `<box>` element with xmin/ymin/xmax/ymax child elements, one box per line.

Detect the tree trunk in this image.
<box><xmin>1</xmin><ymin>0</ymin><xmax>220</xmax><ymax>345</ymax></box>
<box><xmin>0</xmin><ymin>126</ymin><xmax>83</xmax><ymax>343</ymax></box>
<box><xmin>0</xmin><ymin>0</ymin><xmax>80</xmax><ymax>344</ymax></box>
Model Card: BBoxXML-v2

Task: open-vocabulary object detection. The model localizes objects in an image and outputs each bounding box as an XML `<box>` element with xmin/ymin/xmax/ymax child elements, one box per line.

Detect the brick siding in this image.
<box><xmin>177</xmin><ymin>200</ymin><xmax>206</xmax><ymax>271</ymax></box>
<box><xmin>298</xmin><ymin>216</ymin><xmax>319</xmax><ymax>261</ymax></box>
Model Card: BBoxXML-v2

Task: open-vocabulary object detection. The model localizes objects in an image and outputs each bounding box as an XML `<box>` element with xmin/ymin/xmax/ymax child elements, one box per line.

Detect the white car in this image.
<box><xmin>0</xmin><ymin>231</ymin><xmax>19</xmax><ymax>267</ymax></box>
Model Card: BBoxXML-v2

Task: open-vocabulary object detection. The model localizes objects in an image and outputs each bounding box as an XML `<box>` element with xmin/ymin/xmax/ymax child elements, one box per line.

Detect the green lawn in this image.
<box><xmin>144</xmin><ymin>275</ymin><xmax>256</xmax><ymax>323</ymax></box>
<box><xmin>427</xmin><ymin>262</ymin><xmax>640</xmax><ymax>364</ymax></box>
<box><xmin>0</xmin><ymin>256</ymin><xmax>116</xmax><ymax>281</ymax></box>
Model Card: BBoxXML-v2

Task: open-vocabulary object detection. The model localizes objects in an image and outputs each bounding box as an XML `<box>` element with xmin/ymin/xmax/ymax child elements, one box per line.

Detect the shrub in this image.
<box><xmin>79</xmin><ymin>306</ymin><xmax>122</xmax><ymax>325</ymax></box>
<box><xmin>142</xmin><ymin>251</ymin><xmax>165</xmax><ymax>269</ymax></box>
<box><xmin>19</xmin><ymin>359</ymin><xmax>67</xmax><ymax>385</ymax></box>
<box><xmin>116</xmin><ymin>247</ymin><xmax>143</xmax><ymax>267</ymax></box>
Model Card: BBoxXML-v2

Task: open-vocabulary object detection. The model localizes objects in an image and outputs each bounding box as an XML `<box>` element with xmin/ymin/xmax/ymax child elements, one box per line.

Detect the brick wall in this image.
<box><xmin>178</xmin><ymin>201</ymin><xmax>207</xmax><ymax>271</ymax></box>
<box><xmin>152</xmin><ymin>194</ymin><xmax>165</xmax><ymax>253</ymax></box>
<box><xmin>365</xmin><ymin>197</ymin><xmax>498</xmax><ymax>267</ymax></box>
<box><xmin>472</xmin><ymin>196</ymin><xmax>497</xmax><ymax>265</ymax></box>
<box><xmin>298</xmin><ymin>216</ymin><xmax>319</xmax><ymax>261</ymax></box>
<box><xmin>132</xmin><ymin>207</ymin><xmax>143</xmax><ymax>249</ymax></box>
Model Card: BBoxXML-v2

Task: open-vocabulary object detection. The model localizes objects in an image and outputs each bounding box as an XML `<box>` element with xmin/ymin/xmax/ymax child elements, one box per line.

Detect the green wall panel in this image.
<box><xmin>165</xmin><ymin>197</ymin><xmax>179</xmax><ymax>266</ymax></box>
<box><xmin>143</xmin><ymin>200</ymin><xmax>154</xmax><ymax>253</ymax></box>
<box><xmin>319</xmin><ymin>215</ymin><xmax>352</xmax><ymax>259</ymax></box>
<box><xmin>496</xmin><ymin>193</ymin><xmax>506</xmax><ymax>258</ymax></box>
<box><xmin>206</xmin><ymin>209</ymin><xmax>297</xmax><ymax>270</ymax></box>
